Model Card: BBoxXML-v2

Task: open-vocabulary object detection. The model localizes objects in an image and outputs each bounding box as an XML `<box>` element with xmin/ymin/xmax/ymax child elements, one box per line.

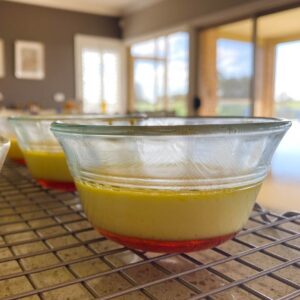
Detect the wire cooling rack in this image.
<box><xmin>0</xmin><ymin>161</ymin><xmax>299</xmax><ymax>300</ymax></box>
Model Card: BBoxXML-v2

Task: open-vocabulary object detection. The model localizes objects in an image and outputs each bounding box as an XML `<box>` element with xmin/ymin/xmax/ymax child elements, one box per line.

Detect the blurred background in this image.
<box><xmin>0</xmin><ymin>0</ymin><xmax>299</xmax><ymax>212</ymax></box>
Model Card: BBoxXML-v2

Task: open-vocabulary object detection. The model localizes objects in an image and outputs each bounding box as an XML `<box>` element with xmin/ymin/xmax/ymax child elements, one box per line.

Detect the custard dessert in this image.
<box><xmin>76</xmin><ymin>180</ymin><xmax>261</xmax><ymax>252</ymax></box>
<box><xmin>8</xmin><ymin>138</ymin><xmax>25</xmax><ymax>164</ymax></box>
<box><xmin>24</xmin><ymin>150</ymin><xmax>74</xmax><ymax>190</ymax></box>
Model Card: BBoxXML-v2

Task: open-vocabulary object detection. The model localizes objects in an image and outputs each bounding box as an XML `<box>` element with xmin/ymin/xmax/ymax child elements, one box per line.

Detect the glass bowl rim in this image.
<box><xmin>50</xmin><ymin>116</ymin><xmax>292</xmax><ymax>136</ymax></box>
<box><xmin>8</xmin><ymin>113</ymin><xmax>145</xmax><ymax>123</ymax></box>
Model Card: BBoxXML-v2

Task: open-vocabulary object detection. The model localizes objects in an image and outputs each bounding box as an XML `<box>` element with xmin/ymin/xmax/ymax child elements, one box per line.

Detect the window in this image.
<box><xmin>130</xmin><ymin>32</ymin><xmax>189</xmax><ymax>116</ymax></box>
<box><xmin>75</xmin><ymin>35</ymin><xmax>125</xmax><ymax>114</ymax></box>
<box><xmin>198</xmin><ymin>20</ymin><xmax>254</xmax><ymax>116</ymax></box>
<box><xmin>216</xmin><ymin>20</ymin><xmax>253</xmax><ymax>116</ymax></box>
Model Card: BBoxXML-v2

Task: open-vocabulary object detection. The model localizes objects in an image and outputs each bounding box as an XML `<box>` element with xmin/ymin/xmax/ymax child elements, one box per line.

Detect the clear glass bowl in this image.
<box><xmin>9</xmin><ymin>115</ymin><xmax>141</xmax><ymax>191</ymax></box>
<box><xmin>51</xmin><ymin>117</ymin><xmax>291</xmax><ymax>252</ymax></box>
<box><xmin>0</xmin><ymin>116</ymin><xmax>25</xmax><ymax>164</ymax></box>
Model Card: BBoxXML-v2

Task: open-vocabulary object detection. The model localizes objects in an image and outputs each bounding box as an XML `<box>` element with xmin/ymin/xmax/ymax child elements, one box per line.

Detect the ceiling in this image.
<box><xmin>218</xmin><ymin>7</ymin><xmax>300</xmax><ymax>40</ymax></box>
<box><xmin>5</xmin><ymin>0</ymin><xmax>164</xmax><ymax>16</ymax></box>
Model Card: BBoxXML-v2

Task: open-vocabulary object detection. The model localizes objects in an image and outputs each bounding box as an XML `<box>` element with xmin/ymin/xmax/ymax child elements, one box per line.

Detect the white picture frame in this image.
<box><xmin>0</xmin><ymin>39</ymin><xmax>4</xmax><ymax>78</ymax></box>
<box><xmin>15</xmin><ymin>40</ymin><xmax>45</xmax><ymax>80</ymax></box>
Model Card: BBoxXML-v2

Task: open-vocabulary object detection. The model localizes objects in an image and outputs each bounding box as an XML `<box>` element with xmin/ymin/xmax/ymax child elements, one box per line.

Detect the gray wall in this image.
<box><xmin>122</xmin><ymin>0</ymin><xmax>300</xmax><ymax>39</ymax></box>
<box><xmin>0</xmin><ymin>1</ymin><xmax>121</xmax><ymax>108</ymax></box>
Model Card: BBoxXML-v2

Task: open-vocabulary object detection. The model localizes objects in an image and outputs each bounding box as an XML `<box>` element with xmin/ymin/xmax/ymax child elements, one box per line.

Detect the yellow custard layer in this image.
<box><xmin>8</xmin><ymin>138</ymin><xmax>24</xmax><ymax>160</ymax></box>
<box><xmin>24</xmin><ymin>150</ymin><xmax>73</xmax><ymax>182</ymax></box>
<box><xmin>76</xmin><ymin>181</ymin><xmax>261</xmax><ymax>241</ymax></box>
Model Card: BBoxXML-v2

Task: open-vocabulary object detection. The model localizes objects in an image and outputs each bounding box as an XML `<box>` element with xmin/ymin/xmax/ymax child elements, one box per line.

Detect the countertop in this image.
<box><xmin>258</xmin><ymin>120</ymin><xmax>300</xmax><ymax>213</ymax></box>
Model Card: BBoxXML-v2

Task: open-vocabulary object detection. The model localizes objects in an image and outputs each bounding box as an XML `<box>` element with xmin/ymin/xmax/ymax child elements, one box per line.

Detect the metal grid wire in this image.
<box><xmin>0</xmin><ymin>161</ymin><xmax>299</xmax><ymax>300</ymax></box>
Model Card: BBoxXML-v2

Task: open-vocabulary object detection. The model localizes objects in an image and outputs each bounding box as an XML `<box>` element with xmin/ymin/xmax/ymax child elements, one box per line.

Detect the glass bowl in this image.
<box><xmin>9</xmin><ymin>115</ymin><xmax>141</xmax><ymax>191</ymax></box>
<box><xmin>0</xmin><ymin>116</ymin><xmax>25</xmax><ymax>164</ymax></box>
<box><xmin>51</xmin><ymin>117</ymin><xmax>291</xmax><ymax>252</ymax></box>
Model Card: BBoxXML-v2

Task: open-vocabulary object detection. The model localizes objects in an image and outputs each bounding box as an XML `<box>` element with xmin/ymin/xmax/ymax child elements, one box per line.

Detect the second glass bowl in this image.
<box><xmin>0</xmin><ymin>116</ymin><xmax>25</xmax><ymax>164</ymax></box>
<box><xmin>9</xmin><ymin>115</ymin><xmax>142</xmax><ymax>191</ymax></box>
<box><xmin>0</xmin><ymin>136</ymin><xmax>10</xmax><ymax>171</ymax></box>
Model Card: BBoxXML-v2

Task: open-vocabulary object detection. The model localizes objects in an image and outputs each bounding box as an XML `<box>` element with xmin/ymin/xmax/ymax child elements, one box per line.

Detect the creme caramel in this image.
<box><xmin>75</xmin><ymin>180</ymin><xmax>261</xmax><ymax>251</ymax></box>
<box><xmin>23</xmin><ymin>150</ymin><xmax>73</xmax><ymax>183</ymax></box>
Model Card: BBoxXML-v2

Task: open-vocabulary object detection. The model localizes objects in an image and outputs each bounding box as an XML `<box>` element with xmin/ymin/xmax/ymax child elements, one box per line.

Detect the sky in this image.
<box><xmin>217</xmin><ymin>39</ymin><xmax>253</xmax><ymax>78</ymax></box>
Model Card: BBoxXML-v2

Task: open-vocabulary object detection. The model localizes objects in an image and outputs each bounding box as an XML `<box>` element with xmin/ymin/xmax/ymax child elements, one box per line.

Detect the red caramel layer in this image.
<box><xmin>11</xmin><ymin>158</ymin><xmax>26</xmax><ymax>165</ymax></box>
<box><xmin>98</xmin><ymin>228</ymin><xmax>236</xmax><ymax>253</ymax></box>
<box><xmin>38</xmin><ymin>179</ymin><xmax>76</xmax><ymax>192</ymax></box>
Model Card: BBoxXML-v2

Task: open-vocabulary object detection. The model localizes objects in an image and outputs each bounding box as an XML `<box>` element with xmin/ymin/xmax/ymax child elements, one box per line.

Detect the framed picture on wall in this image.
<box><xmin>15</xmin><ymin>40</ymin><xmax>45</xmax><ymax>80</ymax></box>
<box><xmin>0</xmin><ymin>39</ymin><xmax>4</xmax><ymax>78</ymax></box>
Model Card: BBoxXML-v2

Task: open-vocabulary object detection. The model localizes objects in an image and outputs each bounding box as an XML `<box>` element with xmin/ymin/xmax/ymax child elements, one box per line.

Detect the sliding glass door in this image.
<box><xmin>198</xmin><ymin>6</ymin><xmax>300</xmax><ymax>119</ymax></box>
